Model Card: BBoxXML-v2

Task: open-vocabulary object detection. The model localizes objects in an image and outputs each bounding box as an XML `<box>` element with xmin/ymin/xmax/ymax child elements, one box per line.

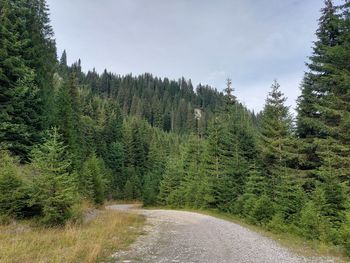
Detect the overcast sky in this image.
<box><xmin>47</xmin><ymin>0</ymin><xmax>328</xmax><ymax>113</ymax></box>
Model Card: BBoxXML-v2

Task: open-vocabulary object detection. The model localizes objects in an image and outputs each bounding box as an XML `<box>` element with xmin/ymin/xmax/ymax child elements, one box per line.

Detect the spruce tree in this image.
<box><xmin>158</xmin><ymin>156</ymin><xmax>184</xmax><ymax>206</ymax></box>
<box><xmin>79</xmin><ymin>153</ymin><xmax>108</xmax><ymax>204</ymax></box>
<box><xmin>0</xmin><ymin>151</ymin><xmax>30</xmax><ymax>219</ymax></box>
<box><xmin>22</xmin><ymin>0</ymin><xmax>57</xmax><ymax>128</ymax></box>
<box><xmin>105</xmin><ymin>142</ymin><xmax>125</xmax><ymax>197</ymax></box>
<box><xmin>205</xmin><ymin>115</ymin><xmax>237</xmax><ymax>210</ymax></box>
<box><xmin>201</xmin><ymin>80</ymin><xmax>257</xmax><ymax>212</ymax></box>
<box><xmin>259</xmin><ymin>80</ymin><xmax>292</xmax><ymax>199</ymax></box>
<box><xmin>296</xmin><ymin>0</ymin><xmax>343</xmax><ymax>174</ymax></box>
<box><xmin>30</xmin><ymin>128</ymin><xmax>77</xmax><ymax>225</ymax></box>
<box><xmin>0</xmin><ymin>1</ymin><xmax>42</xmax><ymax>160</ymax></box>
<box><xmin>179</xmin><ymin>134</ymin><xmax>211</xmax><ymax>208</ymax></box>
<box><xmin>55</xmin><ymin>73</ymin><xmax>82</xmax><ymax>166</ymax></box>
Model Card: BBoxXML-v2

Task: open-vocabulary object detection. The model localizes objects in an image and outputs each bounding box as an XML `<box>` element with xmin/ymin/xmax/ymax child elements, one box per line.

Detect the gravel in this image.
<box><xmin>107</xmin><ymin>205</ymin><xmax>337</xmax><ymax>263</ymax></box>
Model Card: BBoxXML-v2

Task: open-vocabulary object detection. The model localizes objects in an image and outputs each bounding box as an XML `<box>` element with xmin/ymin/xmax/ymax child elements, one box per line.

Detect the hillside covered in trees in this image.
<box><xmin>0</xmin><ymin>0</ymin><xmax>350</xmax><ymax>257</ymax></box>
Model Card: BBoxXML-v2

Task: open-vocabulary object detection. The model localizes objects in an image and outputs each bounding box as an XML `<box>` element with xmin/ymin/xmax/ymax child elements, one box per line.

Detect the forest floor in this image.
<box><xmin>108</xmin><ymin>204</ymin><xmax>345</xmax><ymax>263</ymax></box>
<box><xmin>0</xmin><ymin>207</ymin><xmax>144</xmax><ymax>263</ymax></box>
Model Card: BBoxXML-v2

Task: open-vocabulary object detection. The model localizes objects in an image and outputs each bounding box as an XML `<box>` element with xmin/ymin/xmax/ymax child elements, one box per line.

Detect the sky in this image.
<box><xmin>47</xmin><ymin>0</ymin><xmax>328</xmax><ymax>113</ymax></box>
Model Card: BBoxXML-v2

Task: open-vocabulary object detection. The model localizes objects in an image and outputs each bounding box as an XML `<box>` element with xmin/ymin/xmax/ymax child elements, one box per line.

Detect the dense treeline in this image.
<box><xmin>0</xmin><ymin>0</ymin><xmax>349</xmax><ymax>257</ymax></box>
<box><xmin>58</xmin><ymin>56</ymin><xmax>225</xmax><ymax>135</ymax></box>
<box><xmin>158</xmin><ymin>0</ymin><xmax>350</xmax><ymax>255</ymax></box>
<box><xmin>0</xmin><ymin>0</ymin><xmax>184</xmax><ymax>225</ymax></box>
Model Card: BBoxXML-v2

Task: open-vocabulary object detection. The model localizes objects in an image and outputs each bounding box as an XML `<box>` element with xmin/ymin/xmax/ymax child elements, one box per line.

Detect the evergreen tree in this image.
<box><xmin>55</xmin><ymin>73</ymin><xmax>82</xmax><ymax>166</ymax></box>
<box><xmin>0</xmin><ymin>151</ymin><xmax>31</xmax><ymax>219</ymax></box>
<box><xmin>296</xmin><ymin>0</ymin><xmax>343</xmax><ymax>175</ymax></box>
<box><xmin>206</xmin><ymin>82</ymin><xmax>256</xmax><ymax>212</ymax></box>
<box><xmin>179</xmin><ymin>134</ymin><xmax>212</xmax><ymax>208</ymax></box>
<box><xmin>105</xmin><ymin>142</ymin><xmax>125</xmax><ymax>197</ymax></box>
<box><xmin>79</xmin><ymin>153</ymin><xmax>108</xmax><ymax>204</ymax></box>
<box><xmin>143</xmin><ymin>134</ymin><xmax>166</xmax><ymax>205</ymax></box>
<box><xmin>22</xmin><ymin>0</ymin><xmax>57</xmax><ymax>128</ymax></box>
<box><xmin>158</xmin><ymin>156</ymin><xmax>184</xmax><ymax>206</ymax></box>
<box><xmin>124</xmin><ymin>172</ymin><xmax>142</xmax><ymax>200</ymax></box>
<box><xmin>0</xmin><ymin>1</ymin><xmax>42</xmax><ymax>160</ymax></box>
<box><xmin>30</xmin><ymin>128</ymin><xmax>77</xmax><ymax>225</ymax></box>
<box><xmin>58</xmin><ymin>50</ymin><xmax>68</xmax><ymax>77</ymax></box>
<box><xmin>205</xmin><ymin>116</ymin><xmax>237</xmax><ymax>210</ymax></box>
<box><xmin>259</xmin><ymin>81</ymin><xmax>293</xmax><ymax>202</ymax></box>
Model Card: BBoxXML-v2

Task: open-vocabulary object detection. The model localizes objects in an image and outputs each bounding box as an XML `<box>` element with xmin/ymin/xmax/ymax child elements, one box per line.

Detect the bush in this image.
<box><xmin>0</xmin><ymin>152</ymin><xmax>33</xmax><ymax>219</ymax></box>
<box><xmin>339</xmin><ymin>213</ymin><xmax>350</xmax><ymax>257</ymax></box>
<box><xmin>230</xmin><ymin>194</ymin><xmax>246</xmax><ymax>215</ymax></box>
<box><xmin>299</xmin><ymin>201</ymin><xmax>324</xmax><ymax>240</ymax></box>
<box><xmin>250</xmin><ymin>195</ymin><xmax>274</xmax><ymax>225</ymax></box>
<box><xmin>267</xmin><ymin>213</ymin><xmax>288</xmax><ymax>233</ymax></box>
<box><xmin>67</xmin><ymin>202</ymin><xmax>85</xmax><ymax>224</ymax></box>
<box><xmin>242</xmin><ymin>194</ymin><xmax>258</xmax><ymax>218</ymax></box>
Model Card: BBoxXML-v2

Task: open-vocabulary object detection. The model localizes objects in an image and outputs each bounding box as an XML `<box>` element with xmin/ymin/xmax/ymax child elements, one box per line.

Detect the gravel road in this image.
<box><xmin>107</xmin><ymin>205</ymin><xmax>337</xmax><ymax>263</ymax></box>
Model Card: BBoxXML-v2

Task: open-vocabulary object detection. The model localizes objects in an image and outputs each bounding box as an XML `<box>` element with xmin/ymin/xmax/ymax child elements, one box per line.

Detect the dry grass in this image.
<box><xmin>104</xmin><ymin>200</ymin><xmax>143</xmax><ymax>207</ymax></box>
<box><xmin>0</xmin><ymin>209</ymin><xmax>144</xmax><ymax>263</ymax></box>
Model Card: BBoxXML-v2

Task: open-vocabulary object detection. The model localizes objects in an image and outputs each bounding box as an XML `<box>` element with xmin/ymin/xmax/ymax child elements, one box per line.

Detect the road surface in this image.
<box><xmin>107</xmin><ymin>204</ymin><xmax>336</xmax><ymax>263</ymax></box>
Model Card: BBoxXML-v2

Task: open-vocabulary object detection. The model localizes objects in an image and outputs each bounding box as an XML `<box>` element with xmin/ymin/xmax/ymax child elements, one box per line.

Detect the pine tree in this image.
<box><xmin>22</xmin><ymin>0</ymin><xmax>57</xmax><ymax>128</ymax></box>
<box><xmin>58</xmin><ymin>50</ymin><xmax>68</xmax><ymax>77</ymax></box>
<box><xmin>0</xmin><ymin>151</ymin><xmax>31</xmax><ymax>219</ymax></box>
<box><xmin>0</xmin><ymin>1</ymin><xmax>42</xmax><ymax>160</ymax></box>
<box><xmin>30</xmin><ymin>128</ymin><xmax>77</xmax><ymax>225</ymax></box>
<box><xmin>143</xmin><ymin>173</ymin><xmax>156</xmax><ymax>206</ymax></box>
<box><xmin>143</xmin><ymin>134</ymin><xmax>166</xmax><ymax>205</ymax></box>
<box><xmin>296</xmin><ymin>0</ymin><xmax>343</xmax><ymax>174</ymax></box>
<box><xmin>169</xmin><ymin>133</ymin><xmax>213</xmax><ymax>209</ymax></box>
<box><xmin>259</xmin><ymin>80</ymin><xmax>293</xmax><ymax>199</ymax></box>
<box><xmin>0</xmin><ymin>70</ymin><xmax>41</xmax><ymax>159</ymax></box>
<box><xmin>123</xmin><ymin>172</ymin><xmax>142</xmax><ymax>200</ymax></box>
<box><xmin>55</xmin><ymin>73</ymin><xmax>82</xmax><ymax>166</ymax></box>
<box><xmin>206</xmin><ymin>82</ymin><xmax>256</xmax><ymax>212</ymax></box>
<box><xmin>158</xmin><ymin>156</ymin><xmax>184</xmax><ymax>206</ymax></box>
<box><xmin>60</xmin><ymin>50</ymin><xmax>67</xmax><ymax>67</ymax></box>
<box><xmin>296</xmin><ymin>1</ymin><xmax>350</xmax><ymax>236</ymax></box>
<box><xmin>234</xmin><ymin>164</ymin><xmax>268</xmax><ymax>217</ymax></box>
<box><xmin>105</xmin><ymin>142</ymin><xmax>125</xmax><ymax>197</ymax></box>
<box><xmin>205</xmin><ymin>116</ymin><xmax>237</xmax><ymax>210</ymax></box>
<box><xmin>79</xmin><ymin>153</ymin><xmax>108</xmax><ymax>204</ymax></box>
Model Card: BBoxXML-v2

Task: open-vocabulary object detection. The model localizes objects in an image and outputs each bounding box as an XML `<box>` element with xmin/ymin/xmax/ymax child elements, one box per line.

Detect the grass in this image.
<box><xmin>146</xmin><ymin>206</ymin><xmax>348</xmax><ymax>262</ymax></box>
<box><xmin>0</xmin><ymin>208</ymin><xmax>145</xmax><ymax>263</ymax></box>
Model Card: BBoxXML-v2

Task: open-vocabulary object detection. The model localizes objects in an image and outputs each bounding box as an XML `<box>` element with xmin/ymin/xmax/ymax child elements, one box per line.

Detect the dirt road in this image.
<box><xmin>108</xmin><ymin>205</ymin><xmax>336</xmax><ymax>263</ymax></box>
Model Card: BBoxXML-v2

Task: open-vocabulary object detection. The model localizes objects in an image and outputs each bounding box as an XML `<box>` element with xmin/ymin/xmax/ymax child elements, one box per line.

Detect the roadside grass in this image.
<box><xmin>146</xmin><ymin>206</ymin><xmax>348</xmax><ymax>263</ymax></box>
<box><xmin>104</xmin><ymin>199</ymin><xmax>143</xmax><ymax>207</ymax></box>
<box><xmin>0</xmin><ymin>208</ymin><xmax>145</xmax><ymax>263</ymax></box>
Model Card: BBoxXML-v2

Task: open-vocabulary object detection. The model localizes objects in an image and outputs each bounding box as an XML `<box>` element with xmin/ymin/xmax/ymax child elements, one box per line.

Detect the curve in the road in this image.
<box><xmin>107</xmin><ymin>205</ymin><xmax>337</xmax><ymax>263</ymax></box>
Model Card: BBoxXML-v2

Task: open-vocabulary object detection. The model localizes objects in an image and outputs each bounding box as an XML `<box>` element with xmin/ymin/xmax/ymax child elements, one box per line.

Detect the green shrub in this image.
<box><xmin>242</xmin><ymin>194</ymin><xmax>258</xmax><ymax>219</ymax></box>
<box><xmin>299</xmin><ymin>201</ymin><xmax>323</xmax><ymax>240</ymax></box>
<box><xmin>230</xmin><ymin>193</ymin><xmax>258</xmax><ymax>222</ymax></box>
<box><xmin>250</xmin><ymin>195</ymin><xmax>274</xmax><ymax>225</ymax></box>
<box><xmin>68</xmin><ymin>203</ymin><xmax>85</xmax><ymax>224</ymax></box>
<box><xmin>267</xmin><ymin>213</ymin><xmax>288</xmax><ymax>233</ymax></box>
<box><xmin>339</xmin><ymin>213</ymin><xmax>350</xmax><ymax>257</ymax></box>
<box><xmin>0</xmin><ymin>152</ymin><xmax>33</xmax><ymax>219</ymax></box>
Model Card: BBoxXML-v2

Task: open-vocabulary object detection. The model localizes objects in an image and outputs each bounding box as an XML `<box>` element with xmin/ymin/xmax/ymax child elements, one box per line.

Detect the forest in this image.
<box><xmin>0</xmin><ymin>0</ymin><xmax>349</xmax><ymax>257</ymax></box>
